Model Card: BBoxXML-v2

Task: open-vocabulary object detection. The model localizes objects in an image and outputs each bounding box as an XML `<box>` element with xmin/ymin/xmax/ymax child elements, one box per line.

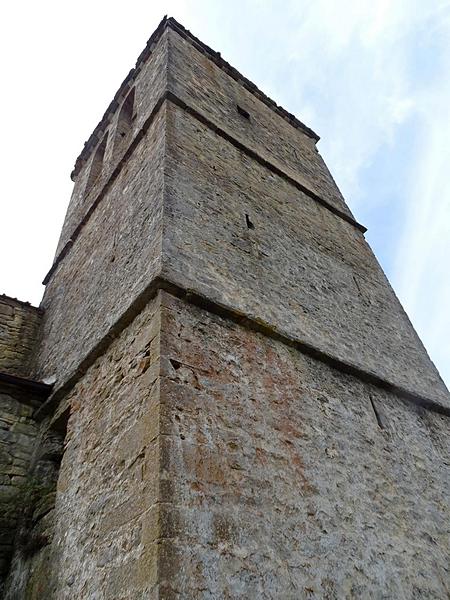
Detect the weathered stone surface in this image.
<box><xmin>159</xmin><ymin>292</ymin><xmax>450</xmax><ymax>599</ymax></box>
<box><xmin>35</xmin><ymin>109</ymin><xmax>165</xmax><ymax>384</ymax></box>
<box><xmin>6</xmin><ymin>284</ymin><xmax>450</xmax><ymax>597</ymax></box>
<box><xmin>0</xmin><ymin>385</ymin><xmax>41</xmax><ymax>588</ymax></box>
<box><xmin>0</xmin><ymin>296</ymin><xmax>41</xmax><ymax>378</ymax></box>
<box><xmin>166</xmin><ymin>28</ymin><xmax>353</xmax><ymax>220</ymax></box>
<box><xmin>162</xmin><ymin>100</ymin><xmax>449</xmax><ymax>407</ymax></box>
<box><xmin>36</xmin><ymin>24</ymin><xmax>449</xmax><ymax>411</ymax></box>
<box><xmin>2</xmin><ymin>418</ymin><xmax>65</xmax><ymax>600</ymax></box>
<box><xmin>36</xmin><ymin>295</ymin><xmax>161</xmax><ymax>599</ymax></box>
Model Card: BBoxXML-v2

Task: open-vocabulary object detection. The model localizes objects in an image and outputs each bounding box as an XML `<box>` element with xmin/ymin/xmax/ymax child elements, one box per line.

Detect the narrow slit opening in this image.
<box><xmin>114</xmin><ymin>87</ymin><xmax>135</xmax><ymax>155</ymax></box>
<box><xmin>85</xmin><ymin>133</ymin><xmax>108</xmax><ymax>195</ymax></box>
<box><xmin>369</xmin><ymin>396</ymin><xmax>384</xmax><ymax>429</ymax></box>
<box><xmin>237</xmin><ymin>104</ymin><xmax>250</xmax><ymax>119</ymax></box>
<box><xmin>245</xmin><ymin>213</ymin><xmax>255</xmax><ymax>229</ymax></box>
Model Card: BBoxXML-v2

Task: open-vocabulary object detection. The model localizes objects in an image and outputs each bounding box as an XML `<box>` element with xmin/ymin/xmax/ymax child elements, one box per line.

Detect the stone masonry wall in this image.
<box><xmin>158</xmin><ymin>292</ymin><xmax>450</xmax><ymax>599</ymax></box>
<box><xmin>35</xmin><ymin>295</ymin><xmax>161</xmax><ymax>599</ymax></box>
<box><xmin>166</xmin><ymin>27</ymin><xmax>353</xmax><ymax>220</ymax></box>
<box><xmin>163</xmin><ymin>101</ymin><xmax>449</xmax><ymax>407</ymax></box>
<box><xmin>0</xmin><ymin>296</ymin><xmax>41</xmax><ymax>378</ymax></box>
<box><xmin>2</xmin><ymin>416</ymin><xmax>65</xmax><ymax>600</ymax></box>
<box><xmin>55</xmin><ymin>30</ymin><xmax>169</xmax><ymax>257</ymax></box>
<box><xmin>7</xmin><ymin>290</ymin><xmax>449</xmax><ymax>599</ymax></box>
<box><xmin>0</xmin><ymin>297</ymin><xmax>46</xmax><ymax>591</ymax></box>
<box><xmin>34</xmin><ymin>108</ymin><xmax>166</xmax><ymax>385</ymax></box>
<box><xmin>0</xmin><ymin>384</ymin><xmax>41</xmax><ymax>589</ymax></box>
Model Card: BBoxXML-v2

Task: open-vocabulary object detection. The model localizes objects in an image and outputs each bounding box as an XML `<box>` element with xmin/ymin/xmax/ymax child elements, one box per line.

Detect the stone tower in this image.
<box><xmin>1</xmin><ymin>16</ymin><xmax>449</xmax><ymax>599</ymax></box>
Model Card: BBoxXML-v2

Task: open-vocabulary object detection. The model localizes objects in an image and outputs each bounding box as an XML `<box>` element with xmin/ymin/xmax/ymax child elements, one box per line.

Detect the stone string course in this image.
<box><xmin>35</xmin><ymin>278</ymin><xmax>450</xmax><ymax>427</ymax></box>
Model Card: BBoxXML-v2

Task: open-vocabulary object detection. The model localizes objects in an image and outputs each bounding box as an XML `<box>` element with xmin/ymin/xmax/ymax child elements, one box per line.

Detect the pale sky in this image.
<box><xmin>1</xmin><ymin>0</ymin><xmax>449</xmax><ymax>387</ymax></box>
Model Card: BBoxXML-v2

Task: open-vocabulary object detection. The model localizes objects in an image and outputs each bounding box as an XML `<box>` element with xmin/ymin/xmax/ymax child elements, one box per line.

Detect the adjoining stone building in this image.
<box><xmin>1</xmin><ymin>16</ymin><xmax>449</xmax><ymax>599</ymax></box>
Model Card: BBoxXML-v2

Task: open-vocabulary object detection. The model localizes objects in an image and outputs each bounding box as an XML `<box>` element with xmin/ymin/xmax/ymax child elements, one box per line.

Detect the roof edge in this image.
<box><xmin>0</xmin><ymin>293</ymin><xmax>42</xmax><ymax>313</ymax></box>
<box><xmin>71</xmin><ymin>16</ymin><xmax>319</xmax><ymax>180</ymax></box>
<box><xmin>0</xmin><ymin>371</ymin><xmax>53</xmax><ymax>398</ymax></box>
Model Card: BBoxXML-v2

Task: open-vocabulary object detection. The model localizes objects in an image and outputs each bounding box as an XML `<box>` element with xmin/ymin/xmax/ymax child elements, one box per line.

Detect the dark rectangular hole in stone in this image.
<box><xmin>237</xmin><ymin>104</ymin><xmax>250</xmax><ymax>119</ymax></box>
<box><xmin>170</xmin><ymin>358</ymin><xmax>182</xmax><ymax>370</ymax></box>
<box><xmin>245</xmin><ymin>214</ymin><xmax>255</xmax><ymax>229</ymax></box>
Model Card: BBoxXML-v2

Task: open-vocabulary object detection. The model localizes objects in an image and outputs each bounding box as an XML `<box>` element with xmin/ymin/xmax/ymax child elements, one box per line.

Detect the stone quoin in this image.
<box><xmin>1</xmin><ymin>16</ymin><xmax>449</xmax><ymax>599</ymax></box>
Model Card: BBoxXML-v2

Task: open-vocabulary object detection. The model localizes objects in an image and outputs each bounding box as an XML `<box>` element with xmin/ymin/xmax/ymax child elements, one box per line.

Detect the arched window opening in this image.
<box><xmin>85</xmin><ymin>133</ymin><xmax>108</xmax><ymax>194</ymax></box>
<box><xmin>114</xmin><ymin>87</ymin><xmax>135</xmax><ymax>153</ymax></box>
